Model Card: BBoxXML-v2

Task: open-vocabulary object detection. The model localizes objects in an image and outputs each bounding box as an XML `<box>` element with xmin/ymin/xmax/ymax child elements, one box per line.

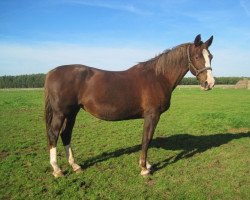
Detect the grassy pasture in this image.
<box><xmin>0</xmin><ymin>88</ymin><xmax>249</xmax><ymax>199</ymax></box>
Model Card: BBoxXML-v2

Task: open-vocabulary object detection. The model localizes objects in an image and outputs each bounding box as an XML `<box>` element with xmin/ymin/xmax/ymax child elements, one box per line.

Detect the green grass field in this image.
<box><xmin>0</xmin><ymin>88</ymin><xmax>249</xmax><ymax>199</ymax></box>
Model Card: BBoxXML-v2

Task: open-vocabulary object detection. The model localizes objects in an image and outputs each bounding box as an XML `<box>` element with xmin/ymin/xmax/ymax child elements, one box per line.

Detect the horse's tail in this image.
<box><xmin>44</xmin><ymin>82</ymin><xmax>53</xmax><ymax>147</ymax></box>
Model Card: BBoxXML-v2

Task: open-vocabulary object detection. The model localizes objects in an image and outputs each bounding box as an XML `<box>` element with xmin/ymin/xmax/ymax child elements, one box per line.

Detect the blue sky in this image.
<box><xmin>0</xmin><ymin>0</ymin><xmax>250</xmax><ymax>76</ymax></box>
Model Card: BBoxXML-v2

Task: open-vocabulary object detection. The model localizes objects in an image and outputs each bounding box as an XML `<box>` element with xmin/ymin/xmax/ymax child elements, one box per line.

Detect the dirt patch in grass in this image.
<box><xmin>145</xmin><ymin>178</ymin><xmax>155</xmax><ymax>186</ymax></box>
<box><xmin>228</xmin><ymin>128</ymin><xmax>250</xmax><ymax>134</ymax></box>
<box><xmin>0</xmin><ymin>150</ymin><xmax>9</xmax><ymax>160</ymax></box>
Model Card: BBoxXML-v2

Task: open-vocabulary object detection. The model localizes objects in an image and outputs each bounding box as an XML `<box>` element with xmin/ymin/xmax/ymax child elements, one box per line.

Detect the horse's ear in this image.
<box><xmin>194</xmin><ymin>34</ymin><xmax>201</xmax><ymax>47</ymax></box>
<box><xmin>205</xmin><ymin>35</ymin><xmax>213</xmax><ymax>47</ymax></box>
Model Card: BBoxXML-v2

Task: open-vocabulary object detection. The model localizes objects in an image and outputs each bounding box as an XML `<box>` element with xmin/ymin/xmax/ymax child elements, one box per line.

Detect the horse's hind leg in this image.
<box><xmin>60</xmin><ymin>109</ymin><xmax>81</xmax><ymax>173</ymax></box>
<box><xmin>48</xmin><ymin>112</ymin><xmax>65</xmax><ymax>177</ymax></box>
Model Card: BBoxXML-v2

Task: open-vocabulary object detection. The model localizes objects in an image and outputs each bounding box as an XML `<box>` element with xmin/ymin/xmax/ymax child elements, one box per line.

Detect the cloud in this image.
<box><xmin>0</xmin><ymin>42</ymin><xmax>249</xmax><ymax>77</ymax></box>
<box><xmin>240</xmin><ymin>0</ymin><xmax>250</xmax><ymax>16</ymax></box>
<box><xmin>212</xmin><ymin>47</ymin><xmax>250</xmax><ymax>77</ymax></box>
<box><xmin>63</xmin><ymin>0</ymin><xmax>152</xmax><ymax>15</ymax></box>
<box><xmin>0</xmin><ymin>42</ymin><xmax>158</xmax><ymax>75</ymax></box>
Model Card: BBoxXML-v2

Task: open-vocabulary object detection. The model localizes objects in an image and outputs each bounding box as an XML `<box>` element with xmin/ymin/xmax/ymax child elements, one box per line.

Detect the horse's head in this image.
<box><xmin>188</xmin><ymin>34</ymin><xmax>215</xmax><ymax>90</ymax></box>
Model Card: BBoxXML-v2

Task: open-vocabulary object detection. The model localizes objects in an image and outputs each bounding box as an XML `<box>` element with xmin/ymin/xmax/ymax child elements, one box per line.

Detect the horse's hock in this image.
<box><xmin>235</xmin><ymin>78</ymin><xmax>250</xmax><ymax>89</ymax></box>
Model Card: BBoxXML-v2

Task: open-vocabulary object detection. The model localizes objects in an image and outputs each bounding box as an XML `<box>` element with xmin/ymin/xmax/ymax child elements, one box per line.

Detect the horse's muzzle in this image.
<box><xmin>201</xmin><ymin>81</ymin><xmax>215</xmax><ymax>91</ymax></box>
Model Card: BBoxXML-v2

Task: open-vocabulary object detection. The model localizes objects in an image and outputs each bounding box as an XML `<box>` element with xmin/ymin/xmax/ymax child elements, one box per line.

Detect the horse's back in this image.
<box><xmin>77</xmin><ymin>67</ymin><xmax>143</xmax><ymax>120</ymax></box>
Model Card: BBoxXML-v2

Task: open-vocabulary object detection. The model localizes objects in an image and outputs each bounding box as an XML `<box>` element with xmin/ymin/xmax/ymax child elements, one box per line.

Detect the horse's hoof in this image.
<box><xmin>72</xmin><ymin>164</ymin><xmax>82</xmax><ymax>173</ymax></box>
<box><xmin>75</xmin><ymin>168</ymin><xmax>82</xmax><ymax>174</ymax></box>
<box><xmin>139</xmin><ymin>160</ymin><xmax>152</xmax><ymax>170</ymax></box>
<box><xmin>141</xmin><ymin>169</ymin><xmax>150</xmax><ymax>176</ymax></box>
<box><xmin>53</xmin><ymin>170</ymin><xmax>64</xmax><ymax>178</ymax></box>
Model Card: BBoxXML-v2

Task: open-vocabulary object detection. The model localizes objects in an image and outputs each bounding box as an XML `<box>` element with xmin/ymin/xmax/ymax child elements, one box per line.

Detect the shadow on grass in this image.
<box><xmin>80</xmin><ymin>132</ymin><xmax>250</xmax><ymax>173</ymax></box>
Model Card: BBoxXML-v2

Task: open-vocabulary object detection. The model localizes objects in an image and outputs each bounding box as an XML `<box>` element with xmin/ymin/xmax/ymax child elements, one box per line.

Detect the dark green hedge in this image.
<box><xmin>214</xmin><ymin>77</ymin><xmax>243</xmax><ymax>85</ymax></box>
<box><xmin>179</xmin><ymin>77</ymin><xmax>199</xmax><ymax>85</ymax></box>
<box><xmin>0</xmin><ymin>74</ymin><xmax>247</xmax><ymax>88</ymax></box>
<box><xmin>0</xmin><ymin>74</ymin><xmax>45</xmax><ymax>88</ymax></box>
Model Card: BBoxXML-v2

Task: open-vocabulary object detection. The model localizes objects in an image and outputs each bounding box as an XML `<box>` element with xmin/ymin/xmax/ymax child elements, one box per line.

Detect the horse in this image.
<box><xmin>44</xmin><ymin>34</ymin><xmax>215</xmax><ymax>177</ymax></box>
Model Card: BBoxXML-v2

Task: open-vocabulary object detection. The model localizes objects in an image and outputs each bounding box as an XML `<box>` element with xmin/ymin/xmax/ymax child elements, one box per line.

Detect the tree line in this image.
<box><xmin>179</xmin><ymin>77</ymin><xmax>244</xmax><ymax>85</ymax></box>
<box><xmin>0</xmin><ymin>74</ymin><xmax>246</xmax><ymax>88</ymax></box>
<box><xmin>0</xmin><ymin>74</ymin><xmax>45</xmax><ymax>88</ymax></box>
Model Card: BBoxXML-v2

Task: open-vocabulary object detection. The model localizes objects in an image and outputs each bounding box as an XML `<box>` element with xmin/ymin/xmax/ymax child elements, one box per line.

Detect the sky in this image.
<box><xmin>0</xmin><ymin>0</ymin><xmax>250</xmax><ymax>77</ymax></box>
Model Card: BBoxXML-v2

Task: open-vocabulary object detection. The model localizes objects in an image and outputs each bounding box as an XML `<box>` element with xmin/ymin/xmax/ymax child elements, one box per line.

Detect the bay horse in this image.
<box><xmin>45</xmin><ymin>34</ymin><xmax>215</xmax><ymax>177</ymax></box>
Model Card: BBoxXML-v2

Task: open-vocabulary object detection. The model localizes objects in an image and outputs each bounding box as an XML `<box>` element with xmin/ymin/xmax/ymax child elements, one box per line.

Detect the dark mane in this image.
<box><xmin>138</xmin><ymin>43</ymin><xmax>192</xmax><ymax>74</ymax></box>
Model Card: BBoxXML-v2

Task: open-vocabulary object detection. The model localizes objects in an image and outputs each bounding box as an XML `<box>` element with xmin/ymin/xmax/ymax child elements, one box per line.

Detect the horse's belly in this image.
<box><xmin>82</xmin><ymin>101</ymin><xmax>142</xmax><ymax>121</ymax></box>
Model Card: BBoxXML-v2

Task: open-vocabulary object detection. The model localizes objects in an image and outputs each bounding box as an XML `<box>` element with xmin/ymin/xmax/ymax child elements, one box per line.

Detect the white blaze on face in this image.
<box><xmin>202</xmin><ymin>49</ymin><xmax>215</xmax><ymax>88</ymax></box>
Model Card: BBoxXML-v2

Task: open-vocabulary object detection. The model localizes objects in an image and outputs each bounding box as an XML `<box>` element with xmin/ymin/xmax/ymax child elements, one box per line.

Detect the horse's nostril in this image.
<box><xmin>204</xmin><ymin>81</ymin><xmax>208</xmax><ymax>87</ymax></box>
<box><xmin>200</xmin><ymin>81</ymin><xmax>209</xmax><ymax>90</ymax></box>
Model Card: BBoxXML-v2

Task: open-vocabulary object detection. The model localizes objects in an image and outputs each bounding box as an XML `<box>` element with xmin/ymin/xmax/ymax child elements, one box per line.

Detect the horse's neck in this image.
<box><xmin>172</xmin><ymin>66</ymin><xmax>189</xmax><ymax>89</ymax></box>
<box><xmin>162</xmin><ymin>61</ymin><xmax>189</xmax><ymax>91</ymax></box>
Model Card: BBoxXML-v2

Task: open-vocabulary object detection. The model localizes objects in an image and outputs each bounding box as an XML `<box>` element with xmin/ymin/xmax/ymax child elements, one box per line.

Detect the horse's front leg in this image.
<box><xmin>140</xmin><ymin>111</ymin><xmax>160</xmax><ymax>176</ymax></box>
